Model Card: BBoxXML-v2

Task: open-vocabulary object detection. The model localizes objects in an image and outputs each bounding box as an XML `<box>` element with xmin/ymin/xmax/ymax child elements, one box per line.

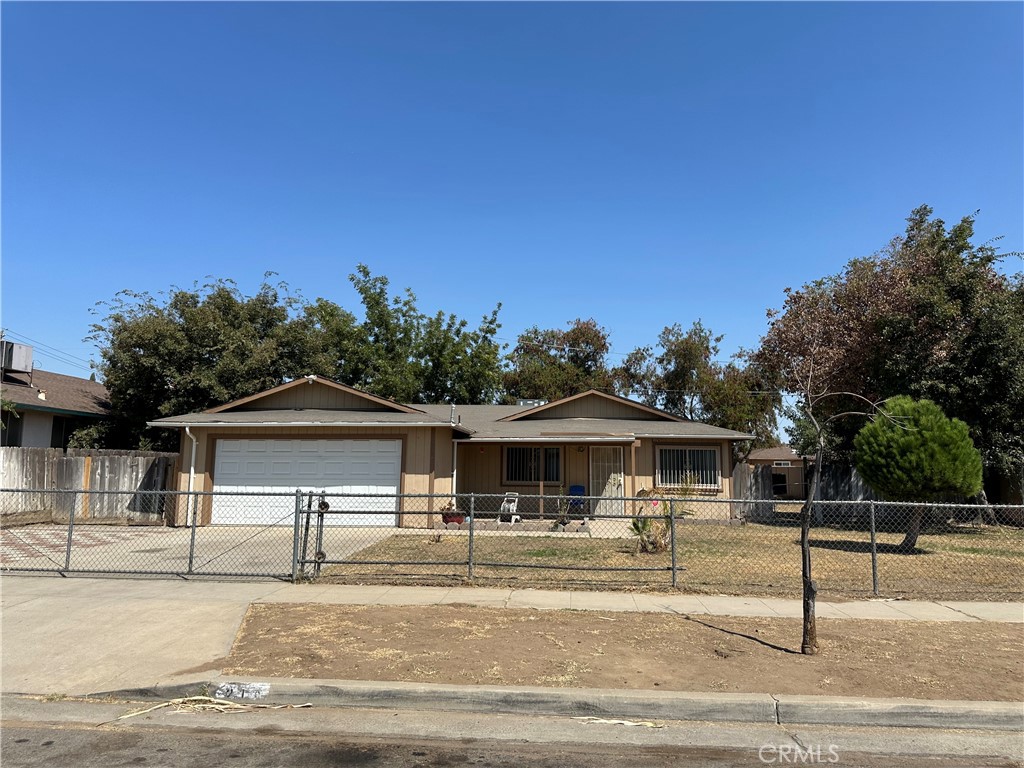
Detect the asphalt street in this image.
<box><xmin>2</xmin><ymin>697</ymin><xmax>1020</xmax><ymax>768</ymax></box>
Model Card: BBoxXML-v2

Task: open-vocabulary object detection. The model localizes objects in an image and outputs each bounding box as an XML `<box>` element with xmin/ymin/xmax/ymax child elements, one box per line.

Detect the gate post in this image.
<box><xmin>869</xmin><ymin>500</ymin><xmax>879</xmax><ymax>596</ymax></box>
<box><xmin>64</xmin><ymin>490</ymin><xmax>76</xmax><ymax>572</ymax></box>
<box><xmin>187</xmin><ymin>492</ymin><xmax>199</xmax><ymax>575</ymax></box>
<box><xmin>467</xmin><ymin>494</ymin><xmax>475</xmax><ymax>581</ymax></box>
<box><xmin>291</xmin><ymin>489</ymin><xmax>302</xmax><ymax>583</ymax></box>
<box><xmin>669</xmin><ymin>501</ymin><xmax>678</xmax><ymax>588</ymax></box>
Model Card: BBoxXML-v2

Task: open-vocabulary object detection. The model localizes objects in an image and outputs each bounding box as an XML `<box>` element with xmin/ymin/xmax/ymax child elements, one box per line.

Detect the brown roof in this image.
<box><xmin>149</xmin><ymin>386</ymin><xmax>755</xmax><ymax>442</ymax></box>
<box><xmin>1</xmin><ymin>369</ymin><xmax>109</xmax><ymax>417</ymax></box>
<box><xmin>420</xmin><ymin>405</ymin><xmax>752</xmax><ymax>440</ymax></box>
<box><xmin>747</xmin><ymin>445</ymin><xmax>808</xmax><ymax>462</ymax></box>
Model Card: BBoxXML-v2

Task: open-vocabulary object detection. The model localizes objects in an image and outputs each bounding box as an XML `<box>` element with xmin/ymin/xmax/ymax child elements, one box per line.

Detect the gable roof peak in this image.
<box><xmin>204</xmin><ymin>376</ymin><xmax>425</xmax><ymax>414</ymax></box>
<box><xmin>498</xmin><ymin>389</ymin><xmax>683</xmax><ymax>422</ymax></box>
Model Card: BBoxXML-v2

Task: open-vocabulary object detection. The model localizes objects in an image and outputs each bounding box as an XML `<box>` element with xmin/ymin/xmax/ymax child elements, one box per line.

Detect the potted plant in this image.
<box><xmin>440</xmin><ymin>501</ymin><xmax>464</xmax><ymax>525</ymax></box>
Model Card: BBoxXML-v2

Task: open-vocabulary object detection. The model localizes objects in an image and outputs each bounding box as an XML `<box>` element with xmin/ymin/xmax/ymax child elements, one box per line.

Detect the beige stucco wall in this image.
<box><xmin>456</xmin><ymin>438</ymin><xmax>736</xmax><ymax>517</ymax></box>
<box><xmin>232</xmin><ymin>383</ymin><xmax>402</xmax><ymax>411</ymax></box>
<box><xmin>525</xmin><ymin>396</ymin><xmax>663</xmax><ymax>420</ymax></box>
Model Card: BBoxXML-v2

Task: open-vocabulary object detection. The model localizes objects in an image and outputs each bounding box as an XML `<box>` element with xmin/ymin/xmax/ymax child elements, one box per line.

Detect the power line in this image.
<box><xmin>2</xmin><ymin>329</ymin><xmax>93</xmax><ymax>364</ymax></box>
<box><xmin>18</xmin><ymin>348</ymin><xmax>93</xmax><ymax>374</ymax></box>
<box><xmin>1</xmin><ymin>329</ymin><xmax>94</xmax><ymax>372</ymax></box>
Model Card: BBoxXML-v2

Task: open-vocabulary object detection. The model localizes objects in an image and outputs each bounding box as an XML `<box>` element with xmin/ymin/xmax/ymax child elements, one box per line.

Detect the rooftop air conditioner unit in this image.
<box><xmin>0</xmin><ymin>341</ymin><xmax>32</xmax><ymax>374</ymax></box>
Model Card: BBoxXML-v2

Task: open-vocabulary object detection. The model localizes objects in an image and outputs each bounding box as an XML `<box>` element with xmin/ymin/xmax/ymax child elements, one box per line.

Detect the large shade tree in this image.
<box><xmin>767</xmin><ymin>206</ymin><xmax>1023</xmax><ymax>499</ymax></box>
<box><xmin>854</xmin><ymin>396</ymin><xmax>983</xmax><ymax>552</ymax></box>
<box><xmin>502</xmin><ymin>319</ymin><xmax>615</xmax><ymax>403</ymax></box>
<box><xmin>83</xmin><ymin>268</ymin><xmax>504</xmax><ymax>449</ymax></box>
<box><xmin>616</xmin><ymin>322</ymin><xmax>780</xmax><ymax>459</ymax></box>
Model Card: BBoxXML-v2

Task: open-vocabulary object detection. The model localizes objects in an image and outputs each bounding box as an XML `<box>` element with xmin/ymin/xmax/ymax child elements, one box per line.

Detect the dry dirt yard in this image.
<box><xmin>220</xmin><ymin>603</ymin><xmax>1023</xmax><ymax>701</ymax></box>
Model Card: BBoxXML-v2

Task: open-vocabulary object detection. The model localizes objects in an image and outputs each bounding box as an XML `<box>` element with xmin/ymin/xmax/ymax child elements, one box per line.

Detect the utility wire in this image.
<box><xmin>1</xmin><ymin>329</ymin><xmax>94</xmax><ymax>372</ymax></box>
<box><xmin>2</xmin><ymin>329</ymin><xmax>93</xmax><ymax>363</ymax></box>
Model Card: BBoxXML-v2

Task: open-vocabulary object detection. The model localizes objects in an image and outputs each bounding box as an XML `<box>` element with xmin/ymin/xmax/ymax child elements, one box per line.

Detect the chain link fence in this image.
<box><xmin>2</xmin><ymin>488</ymin><xmax>1021</xmax><ymax>600</ymax></box>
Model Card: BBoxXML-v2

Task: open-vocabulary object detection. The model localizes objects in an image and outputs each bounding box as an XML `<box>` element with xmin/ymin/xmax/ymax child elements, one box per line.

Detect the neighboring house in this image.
<box><xmin>149</xmin><ymin>376</ymin><xmax>753</xmax><ymax>527</ymax></box>
<box><xmin>1</xmin><ymin>368</ymin><xmax>109</xmax><ymax>449</ymax></box>
<box><xmin>747</xmin><ymin>445</ymin><xmax>809</xmax><ymax>499</ymax></box>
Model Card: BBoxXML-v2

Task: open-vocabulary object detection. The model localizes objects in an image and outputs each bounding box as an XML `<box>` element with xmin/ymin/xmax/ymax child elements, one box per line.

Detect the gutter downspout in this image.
<box><xmin>450</xmin><ymin>405</ymin><xmax>458</xmax><ymax>506</ymax></box>
<box><xmin>185</xmin><ymin>426</ymin><xmax>198</xmax><ymax>526</ymax></box>
<box><xmin>185</xmin><ymin>427</ymin><xmax>198</xmax><ymax>494</ymax></box>
<box><xmin>452</xmin><ymin>440</ymin><xmax>458</xmax><ymax>507</ymax></box>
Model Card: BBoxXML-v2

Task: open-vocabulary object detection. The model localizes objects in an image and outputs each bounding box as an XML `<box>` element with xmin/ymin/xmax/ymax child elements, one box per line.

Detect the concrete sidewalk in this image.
<box><xmin>2</xmin><ymin>574</ymin><xmax>1021</xmax><ymax>731</ymax></box>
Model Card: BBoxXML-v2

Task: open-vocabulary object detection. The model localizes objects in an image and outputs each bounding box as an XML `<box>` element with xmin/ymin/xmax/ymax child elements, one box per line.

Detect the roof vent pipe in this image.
<box><xmin>450</xmin><ymin>404</ymin><xmax>456</xmax><ymax>425</ymax></box>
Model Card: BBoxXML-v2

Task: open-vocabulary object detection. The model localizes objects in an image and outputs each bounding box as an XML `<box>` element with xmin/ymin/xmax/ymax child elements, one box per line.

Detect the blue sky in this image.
<box><xmin>2</xmin><ymin>2</ymin><xmax>1022</xmax><ymax>380</ymax></box>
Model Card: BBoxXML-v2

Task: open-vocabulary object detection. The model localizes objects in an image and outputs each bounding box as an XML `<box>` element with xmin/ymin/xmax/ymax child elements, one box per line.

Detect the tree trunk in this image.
<box><xmin>899</xmin><ymin>506</ymin><xmax>923</xmax><ymax>552</ymax></box>
<box><xmin>973</xmin><ymin>489</ymin><xmax>998</xmax><ymax>526</ymax></box>
<box><xmin>800</xmin><ymin>445</ymin><xmax>823</xmax><ymax>655</ymax></box>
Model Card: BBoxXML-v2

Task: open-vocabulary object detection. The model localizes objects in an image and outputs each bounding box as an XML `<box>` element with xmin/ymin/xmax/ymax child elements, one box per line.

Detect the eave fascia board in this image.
<box><xmin>147</xmin><ymin>420</ymin><xmax>474</xmax><ymax>434</ymax></box>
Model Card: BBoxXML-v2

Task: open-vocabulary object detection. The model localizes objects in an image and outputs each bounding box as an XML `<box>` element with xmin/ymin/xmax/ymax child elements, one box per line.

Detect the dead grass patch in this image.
<box><xmin>222</xmin><ymin>603</ymin><xmax>1024</xmax><ymax>701</ymax></box>
<box><xmin>318</xmin><ymin>524</ymin><xmax>1024</xmax><ymax>600</ymax></box>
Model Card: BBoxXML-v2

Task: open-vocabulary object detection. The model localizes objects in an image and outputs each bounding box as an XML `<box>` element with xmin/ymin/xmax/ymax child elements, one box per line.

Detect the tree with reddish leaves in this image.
<box><xmin>755</xmin><ymin>277</ymin><xmax>889</xmax><ymax>654</ymax></box>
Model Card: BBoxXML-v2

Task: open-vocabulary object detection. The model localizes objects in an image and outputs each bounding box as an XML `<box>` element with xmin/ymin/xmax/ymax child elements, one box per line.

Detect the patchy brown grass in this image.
<box><xmin>221</xmin><ymin>603</ymin><xmax>1024</xmax><ymax>701</ymax></box>
<box><xmin>318</xmin><ymin>523</ymin><xmax>1024</xmax><ymax>601</ymax></box>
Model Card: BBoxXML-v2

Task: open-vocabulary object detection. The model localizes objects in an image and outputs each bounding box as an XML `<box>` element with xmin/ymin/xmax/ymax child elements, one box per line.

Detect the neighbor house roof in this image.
<box><xmin>1</xmin><ymin>369</ymin><xmax>109</xmax><ymax>418</ymax></box>
<box><xmin>747</xmin><ymin>445</ymin><xmax>808</xmax><ymax>462</ymax></box>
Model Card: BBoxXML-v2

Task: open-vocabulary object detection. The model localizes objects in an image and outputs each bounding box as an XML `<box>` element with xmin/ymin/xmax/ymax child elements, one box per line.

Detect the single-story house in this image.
<box><xmin>1</xmin><ymin>368</ymin><xmax>109</xmax><ymax>449</ymax></box>
<box><xmin>149</xmin><ymin>376</ymin><xmax>753</xmax><ymax>527</ymax></box>
<box><xmin>747</xmin><ymin>445</ymin><xmax>809</xmax><ymax>499</ymax></box>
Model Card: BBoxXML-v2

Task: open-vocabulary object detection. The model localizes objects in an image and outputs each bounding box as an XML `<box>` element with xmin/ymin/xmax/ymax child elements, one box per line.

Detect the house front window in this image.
<box><xmin>657</xmin><ymin>446</ymin><xmax>719</xmax><ymax>490</ymax></box>
<box><xmin>505</xmin><ymin>446</ymin><xmax>561</xmax><ymax>484</ymax></box>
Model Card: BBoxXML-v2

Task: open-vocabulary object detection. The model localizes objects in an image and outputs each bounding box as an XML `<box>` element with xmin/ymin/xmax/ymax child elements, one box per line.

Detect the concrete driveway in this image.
<box><xmin>0</xmin><ymin>524</ymin><xmax>395</xmax><ymax>577</ymax></box>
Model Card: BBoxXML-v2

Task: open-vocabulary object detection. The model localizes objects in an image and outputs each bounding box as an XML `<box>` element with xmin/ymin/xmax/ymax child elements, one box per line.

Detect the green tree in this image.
<box><xmin>615</xmin><ymin>322</ymin><xmax>780</xmax><ymax>458</ymax></box>
<box><xmin>345</xmin><ymin>265</ymin><xmax>503</xmax><ymax>404</ymax></box>
<box><xmin>854</xmin><ymin>396</ymin><xmax>983</xmax><ymax>552</ymax></box>
<box><xmin>85</xmin><ymin>268</ymin><xmax>505</xmax><ymax>449</ymax></box>
<box><xmin>502</xmin><ymin>319</ymin><xmax>614</xmax><ymax>402</ymax></box>
<box><xmin>86</xmin><ymin>277</ymin><xmax>317</xmax><ymax>449</ymax></box>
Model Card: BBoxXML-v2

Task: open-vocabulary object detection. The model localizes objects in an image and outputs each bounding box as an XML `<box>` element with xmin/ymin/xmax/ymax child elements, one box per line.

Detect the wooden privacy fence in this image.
<box><xmin>0</xmin><ymin>447</ymin><xmax>179</xmax><ymax>526</ymax></box>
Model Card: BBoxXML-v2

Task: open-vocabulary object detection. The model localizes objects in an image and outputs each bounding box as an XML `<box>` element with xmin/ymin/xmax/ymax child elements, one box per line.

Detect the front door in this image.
<box><xmin>589</xmin><ymin>446</ymin><xmax>624</xmax><ymax>516</ymax></box>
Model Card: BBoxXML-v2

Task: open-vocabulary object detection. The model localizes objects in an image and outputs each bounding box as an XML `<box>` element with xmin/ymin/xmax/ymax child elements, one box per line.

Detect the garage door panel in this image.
<box><xmin>295</xmin><ymin>460</ymin><xmax>319</xmax><ymax>476</ymax></box>
<box><xmin>212</xmin><ymin>438</ymin><xmax>400</xmax><ymax>526</ymax></box>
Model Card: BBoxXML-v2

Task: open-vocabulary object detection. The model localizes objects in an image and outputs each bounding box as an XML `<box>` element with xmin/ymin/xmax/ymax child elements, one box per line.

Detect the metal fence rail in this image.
<box><xmin>1</xmin><ymin>488</ymin><xmax>1021</xmax><ymax>600</ymax></box>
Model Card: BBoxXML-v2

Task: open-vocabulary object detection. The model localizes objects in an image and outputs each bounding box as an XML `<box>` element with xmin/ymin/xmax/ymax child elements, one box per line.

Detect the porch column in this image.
<box><xmin>630</xmin><ymin>440</ymin><xmax>639</xmax><ymax>516</ymax></box>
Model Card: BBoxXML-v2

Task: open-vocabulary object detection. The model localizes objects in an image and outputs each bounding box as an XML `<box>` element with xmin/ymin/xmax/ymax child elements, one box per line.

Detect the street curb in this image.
<box><xmin>93</xmin><ymin>678</ymin><xmax>1024</xmax><ymax>732</ymax></box>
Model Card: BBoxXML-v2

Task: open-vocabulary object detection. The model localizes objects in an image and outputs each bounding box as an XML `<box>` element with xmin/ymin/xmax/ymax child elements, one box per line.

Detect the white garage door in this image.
<box><xmin>212</xmin><ymin>439</ymin><xmax>401</xmax><ymax>526</ymax></box>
